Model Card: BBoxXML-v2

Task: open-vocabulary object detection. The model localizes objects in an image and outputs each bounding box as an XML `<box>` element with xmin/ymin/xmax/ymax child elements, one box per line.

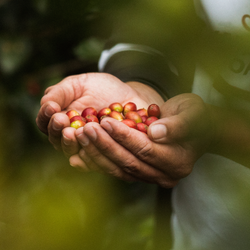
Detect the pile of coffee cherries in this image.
<box><xmin>66</xmin><ymin>102</ymin><xmax>160</xmax><ymax>134</ymax></box>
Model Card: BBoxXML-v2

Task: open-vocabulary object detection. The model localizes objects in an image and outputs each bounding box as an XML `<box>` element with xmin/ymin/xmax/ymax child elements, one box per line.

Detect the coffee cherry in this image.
<box><xmin>97</xmin><ymin>108</ymin><xmax>111</xmax><ymax>119</ymax></box>
<box><xmin>109</xmin><ymin>102</ymin><xmax>123</xmax><ymax>113</ymax></box>
<box><xmin>81</xmin><ymin>107</ymin><xmax>97</xmax><ymax>118</ymax></box>
<box><xmin>85</xmin><ymin>114</ymin><xmax>99</xmax><ymax>123</ymax></box>
<box><xmin>136</xmin><ymin>123</ymin><xmax>148</xmax><ymax>133</ymax></box>
<box><xmin>145</xmin><ymin>116</ymin><xmax>158</xmax><ymax>126</ymax></box>
<box><xmin>70</xmin><ymin>115</ymin><xmax>85</xmax><ymax>123</ymax></box>
<box><xmin>70</xmin><ymin>120</ymin><xmax>86</xmax><ymax>129</ymax></box>
<box><xmin>123</xmin><ymin>102</ymin><xmax>137</xmax><ymax>115</ymax></box>
<box><xmin>99</xmin><ymin>115</ymin><xmax>109</xmax><ymax>121</ymax></box>
<box><xmin>136</xmin><ymin>108</ymin><xmax>148</xmax><ymax>117</ymax></box>
<box><xmin>148</xmin><ymin>104</ymin><xmax>160</xmax><ymax>118</ymax></box>
<box><xmin>125</xmin><ymin>111</ymin><xmax>142</xmax><ymax>123</ymax></box>
<box><xmin>109</xmin><ymin>111</ymin><xmax>124</xmax><ymax>121</ymax></box>
<box><xmin>66</xmin><ymin>110</ymin><xmax>80</xmax><ymax>119</ymax></box>
<box><xmin>121</xmin><ymin>119</ymin><xmax>137</xmax><ymax>129</ymax></box>
<box><xmin>141</xmin><ymin>115</ymin><xmax>148</xmax><ymax>123</ymax></box>
<box><xmin>66</xmin><ymin>102</ymin><xmax>161</xmax><ymax>135</ymax></box>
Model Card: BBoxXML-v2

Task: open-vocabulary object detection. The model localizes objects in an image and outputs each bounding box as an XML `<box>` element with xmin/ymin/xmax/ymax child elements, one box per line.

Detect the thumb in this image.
<box><xmin>148</xmin><ymin>115</ymin><xmax>190</xmax><ymax>144</ymax></box>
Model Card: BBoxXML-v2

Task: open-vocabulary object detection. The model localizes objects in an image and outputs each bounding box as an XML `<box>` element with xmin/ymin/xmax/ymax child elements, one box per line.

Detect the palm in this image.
<box><xmin>49</xmin><ymin>73</ymin><xmax>148</xmax><ymax>113</ymax></box>
<box><xmin>37</xmin><ymin>72</ymin><xmax>151</xmax><ymax>140</ymax></box>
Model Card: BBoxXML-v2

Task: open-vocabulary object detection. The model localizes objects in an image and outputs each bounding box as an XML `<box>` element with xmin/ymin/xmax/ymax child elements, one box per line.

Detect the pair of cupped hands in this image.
<box><xmin>36</xmin><ymin>72</ymin><xmax>214</xmax><ymax>188</ymax></box>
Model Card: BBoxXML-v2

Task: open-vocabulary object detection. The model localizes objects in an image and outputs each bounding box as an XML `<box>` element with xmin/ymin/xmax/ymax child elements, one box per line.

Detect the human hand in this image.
<box><xmin>71</xmin><ymin>93</ymin><xmax>214</xmax><ymax>187</ymax></box>
<box><xmin>36</xmin><ymin>73</ymin><xmax>162</xmax><ymax>153</ymax></box>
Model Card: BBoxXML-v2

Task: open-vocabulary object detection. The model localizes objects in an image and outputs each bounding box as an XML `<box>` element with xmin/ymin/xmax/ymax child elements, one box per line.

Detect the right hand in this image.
<box><xmin>71</xmin><ymin>93</ymin><xmax>214</xmax><ymax>187</ymax></box>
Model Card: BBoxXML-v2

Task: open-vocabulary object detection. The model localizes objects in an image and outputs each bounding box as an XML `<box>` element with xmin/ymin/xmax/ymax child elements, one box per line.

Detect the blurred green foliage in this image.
<box><xmin>0</xmin><ymin>0</ymin><xmax>158</xmax><ymax>249</ymax></box>
<box><xmin>5</xmin><ymin>0</ymin><xmax>248</xmax><ymax>249</ymax></box>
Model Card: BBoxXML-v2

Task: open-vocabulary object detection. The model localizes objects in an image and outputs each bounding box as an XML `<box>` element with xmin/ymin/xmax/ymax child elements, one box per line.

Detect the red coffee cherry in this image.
<box><xmin>109</xmin><ymin>102</ymin><xmax>123</xmax><ymax>113</ymax></box>
<box><xmin>123</xmin><ymin>102</ymin><xmax>137</xmax><ymax>115</ymax></box>
<box><xmin>136</xmin><ymin>123</ymin><xmax>148</xmax><ymax>133</ymax></box>
<box><xmin>125</xmin><ymin>111</ymin><xmax>142</xmax><ymax>123</ymax></box>
<box><xmin>147</xmin><ymin>104</ymin><xmax>160</xmax><ymax>118</ymax></box>
<box><xmin>121</xmin><ymin>119</ymin><xmax>137</xmax><ymax>129</ymax></box>
<box><xmin>70</xmin><ymin>120</ymin><xmax>86</xmax><ymax>129</ymax></box>
<box><xmin>66</xmin><ymin>110</ymin><xmax>80</xmax><ymax>120</ymax></box>
<box><xmin>81</xmin><ymin>107</ymin><xmax>97</xmax><ymax>118</ymax></box>
<box><xmin>97</xmin><ymin>108</ymin><xmax>111</xmax><ymax>119</ymax></box>
<box><xmin>109</xmin><ymin>111</ymin><xmax>124</xmax><ymax>121</ymax></box>
<box><xmin>145</xmin><ymin>116</ymin><xmax>158</xmax><ymax>126</ymax></box>
<box><xmin>85</xmin><ymin>114</ymin><xmax>99</xmax><ymax>123</ymax></box>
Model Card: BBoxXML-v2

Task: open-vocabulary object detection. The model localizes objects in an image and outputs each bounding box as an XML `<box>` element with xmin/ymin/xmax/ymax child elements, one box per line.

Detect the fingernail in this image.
<box><xmin>45</xmin><ymin>105</ymin><xmax>55</xmax><ymax>117</ymax></box>
<box><xmin>85</xmin><ymin>126</ymin><xmax>97</xmax><ymax>141</ymax></box>
<box><xmin>101</xmin><ymin>120</ymin><xmax>113</xmax><ymax>134</ymax></box>
<box><xmin>150</xmin><ymin>124</ymin><xmax>167</xmax><ymax>140</ymax></box>
<box><xmin>52</xmin><ymin>118</ymin><xmax>62</xmax><ymax>131</ymax></box>
<box><xmin>77</xmin><ymin>132</ymin><xmax>89</xmax><ymax>146</ymax></box>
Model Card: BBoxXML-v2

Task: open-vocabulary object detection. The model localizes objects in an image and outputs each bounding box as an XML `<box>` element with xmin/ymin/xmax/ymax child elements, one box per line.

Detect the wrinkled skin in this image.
<box><xmin>36</xmin><ymin>72</ymin><xmax>214</xmax><ymax>188</ymax></box>
<box><xmin>71</xmin><ymin>93</ymin><xmax>214</xmax><ymax>188</ymax></box>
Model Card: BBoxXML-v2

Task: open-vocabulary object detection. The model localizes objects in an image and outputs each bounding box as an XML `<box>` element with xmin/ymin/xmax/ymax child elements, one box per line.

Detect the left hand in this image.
<box><xmin>36</xmin><ymin>73</ymin><xmax>161</xmax><ymax>153</ymax></box>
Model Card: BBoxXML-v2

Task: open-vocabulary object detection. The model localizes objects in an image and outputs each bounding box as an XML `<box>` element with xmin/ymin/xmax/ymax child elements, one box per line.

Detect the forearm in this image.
<box><xmin>99</xmin><ymin>43</ymin><xmax>183</xmax><ymax>101</ymax></box>
<box><xmin>208</xmin><ymin>104</ymin><xmax>250</xmax><ymax>167</ymax></box>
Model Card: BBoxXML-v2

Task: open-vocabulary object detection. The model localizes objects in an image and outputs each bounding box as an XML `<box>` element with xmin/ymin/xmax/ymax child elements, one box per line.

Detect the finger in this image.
<box><xmin>69</xmin><ymin>154</ymin><xmax>90</xmax><ymax>172</ymax></box>
<box><xmin>47</xmin><ymin>113</ymin><xmax>70</xmax><ymax>150</ymax></box>
<box><xmin>101</xmin><ymin>118</ymin><xmax>157</xmax><ymax>164</ymax></box>
<box><xmin>148</xmin><ymin>94</ymin><xmax>207</xmax><ymax>144</ymax></box>
<box><xmin>61</xmin><ymin>127</ymin><xmax>80</xmax><ymax>157</ymax></box>
<box><xmin>37</xmin><ymin>75</ymin><xmax>86</xmax><ymax>135</ymax></box>
<box><xmin>76</xmin><ymin>122</ymin><xmax>171</xmax><ymax>185</ymax></box>
<box><xmin>100</xmin><ymin>118</ymin><xmax>193</xmax><ymax>180</ymax></box>
<box><xmin>76</xmin><ymin>126</ymin><xmax>139</xmax><ymax>182</ymax></box>
<box><xmin>78</xmin><ymin>148</ymin><xmax>103</xmax><ymax>172</ymax></box>
<box><xmin>36</xmin><ymin>101</ymin><xmax>62</xmax><ymax>135</ymax></box>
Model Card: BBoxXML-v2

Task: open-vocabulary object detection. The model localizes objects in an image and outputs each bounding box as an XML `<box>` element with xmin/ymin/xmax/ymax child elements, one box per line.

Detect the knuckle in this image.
<box><xmin>87</xmin><ymin>148</ymin><xmax>100</xmax><ymax>160</ymax></box>
<box><xmin>106</xmin><ymin>168</ymin><xmax>122</xmax><ymax>178</ymax></box>
<box><xmin>121</xmin><ymin>158</ymin><xmax>140</xmax><ymax>174</ymax></box>
<box><xmin>96</xmin><ymin>141</ymin><xmax>113</xmax><ymax>154</ymax></box>
<box><xmin>134</xmin><ymin>142</ymin><xmax>153</xmax><ymax>161</ymax></box>
<box><xmin>110</xmin><ymin>124</ymin><xmax>131</xmax><ymax>144</ymax></box>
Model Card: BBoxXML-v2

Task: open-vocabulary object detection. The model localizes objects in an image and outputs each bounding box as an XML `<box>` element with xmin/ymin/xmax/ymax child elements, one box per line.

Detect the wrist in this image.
<box><xmin>126</xmin><ymin>81</ymin><xmax>165</xmax><ymax>108</ymax></box>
